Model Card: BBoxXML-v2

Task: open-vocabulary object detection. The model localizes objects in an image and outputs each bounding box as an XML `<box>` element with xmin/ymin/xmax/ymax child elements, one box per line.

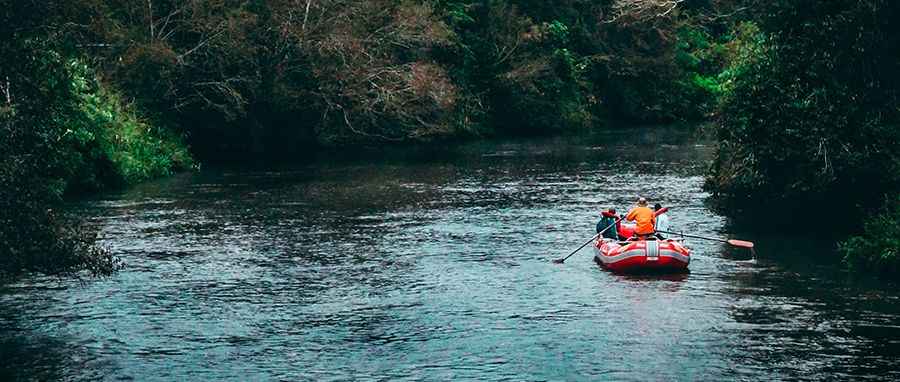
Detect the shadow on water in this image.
<box><xmin>0</xmin><ymin>335</ymin><xmax>73</xmax><ymax>381</ymax></box>
<box><xmin>0</xmin><ymin>331</ymin><xmax>114</xmax><ymax>382</ymax></box>
<box><xmin>714</xmin><ymin>229</ymin><xmax>900</xmax><ymax>380</ymax></box>
<box><xmin>0</xmin><ymin>284</ymin><xmax>110</xmax><ymax>382</ymax></box>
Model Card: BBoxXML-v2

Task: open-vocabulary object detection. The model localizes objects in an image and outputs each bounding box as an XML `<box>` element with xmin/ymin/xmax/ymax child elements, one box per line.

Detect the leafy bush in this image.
<box><xmin>0</xmin><ymin>39</ymin><xmax>188</xmax><ymax>280</ymax></box>
<box><xmin>715</xmin><ymin>21</ymin><xmax>765</xmax><ymax>95</ymax></box>
<box><xmin>442</xmin><ymin>4</ymin><xmax>592</xmax><ymax>133</ymax></box>
<box><xmin>705</xmin><ymin>1</ymin><xmax>900</xmax><ymax>229</ymax></box>
<box><xmin>68</xmin><ymin>60</ymin><xmax>192</xmax><ymax>185</ymax></box>
<box><xmin>841</xmin><ymin>195</ymin><xmax>900</xmax><ymax>276</ymax></box>
<box><xmin>0</xmin><ymin>154</ymin><xmax>120</xmax><ymax>280</ymax></box>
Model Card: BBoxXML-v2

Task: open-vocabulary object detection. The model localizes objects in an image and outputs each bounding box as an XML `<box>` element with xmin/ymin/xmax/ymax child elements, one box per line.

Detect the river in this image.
<box><xmin>2</xmin><ymin>126</ymin><xmax>899</xmax><ymax>381</ymax></box>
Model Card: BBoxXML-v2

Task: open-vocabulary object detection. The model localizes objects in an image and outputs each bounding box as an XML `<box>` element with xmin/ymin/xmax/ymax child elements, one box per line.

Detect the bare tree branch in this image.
<box><xmin>2</xmin><ymin>76</ymin><xmax>11</xmax><ymax>105</ymax></box>
<box><xmin>303</xmin><ymin>0</ymin><xmax>313</xmax><ymax>32</ymax></box>
<box><xmin>147</xmin><ymin>0</ymin><xmax>155</xmax><ymax>39</ymax></box>
<box><xmin>604</xmin><ymin>0</ymin><xmax>685</xmax><ymax>24</ymax></box>
<box><xmin>156</xmin><ymin>8</ymin><xmax>183</xmax><ymax>41</ymax></box>
<box><xmin>178</xmin><ymin>22</ymin><xmax>227</xmax><ymax>61</ymax></box>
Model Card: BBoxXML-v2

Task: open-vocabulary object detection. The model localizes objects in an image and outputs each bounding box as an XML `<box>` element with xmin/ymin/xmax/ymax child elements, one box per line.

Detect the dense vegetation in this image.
<box><xmin>1</xmin><ymin>5</ymin><xmax>191</xmax><ymax>280</ymax></box>
<box><xmin>13</xmin><ymin>0</ymin><xmax>745</xmax><ymax>154</ymax></box>
<box><xmin>1</xmin><ymin>0</ymin><xmax>898</xmax><ymax>278</ymax></box>
<box><xmin>704</xmin><ymin>0</ymin><xmax>900</xmax><ymax>272</ymax></box>
<box><xmin>841</xmin><ymin>195</ymin><xmax>900</xmax><ymax>276</ymax></box>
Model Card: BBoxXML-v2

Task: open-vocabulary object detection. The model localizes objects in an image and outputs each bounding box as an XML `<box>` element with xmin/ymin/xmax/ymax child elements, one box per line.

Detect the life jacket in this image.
<box><xmin>597</xmin><ymin>215</ymin><xmax>619</xmax><ymax>239</ymax></box>
<box><xmin>626</xmin><ymin>206</ymin><xmax>656</xmax><ymax>235</ymax></box>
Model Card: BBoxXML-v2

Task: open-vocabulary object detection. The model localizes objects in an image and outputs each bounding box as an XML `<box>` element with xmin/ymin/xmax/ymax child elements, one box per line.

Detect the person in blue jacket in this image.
<box><xmin>596</xmin><ymin>208</ymin><xmax>621</xmax><ymax>240</ymax></box>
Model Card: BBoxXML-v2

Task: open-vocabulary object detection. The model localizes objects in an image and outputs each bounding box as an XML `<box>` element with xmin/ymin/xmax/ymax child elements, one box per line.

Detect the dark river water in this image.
<box><xmin>2</xmin><ymin>127</ymin><xmax>900</xmax><ymax>381</ymax></box>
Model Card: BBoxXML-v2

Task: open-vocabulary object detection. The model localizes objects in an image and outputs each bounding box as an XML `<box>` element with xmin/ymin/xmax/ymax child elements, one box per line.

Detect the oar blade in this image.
<box><xmin>552</xmin><ymin>258</ymin><xmax>566</xmax><ymax>264</ymax></box>
<box><xmin>727</xmin><ymin>239</ymin><xmax>755</xmax><ymax>248</ymax></box>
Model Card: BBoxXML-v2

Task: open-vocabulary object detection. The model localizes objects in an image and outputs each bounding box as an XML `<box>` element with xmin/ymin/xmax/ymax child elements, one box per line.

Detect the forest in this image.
<box><xmin>1</xmin><ymin>0</ymin><xmax>898</xmax><ymax>279</ymax></box>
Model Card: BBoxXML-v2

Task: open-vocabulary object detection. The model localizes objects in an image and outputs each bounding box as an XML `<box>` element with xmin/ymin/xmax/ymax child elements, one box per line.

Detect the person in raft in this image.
<box><xmin>625</xmin><ymin>197</ymin><xmax>656</xmax><ymax>240</ymax></box>
<box><xmin>596</xmin><ymin>208</ymin><xmax>621</xmax><ymax>240</ymax></box>
<box><xmin>654</xmin><ymin>203</ymin><xmax>670</xmax><ymax>239</ymax></box>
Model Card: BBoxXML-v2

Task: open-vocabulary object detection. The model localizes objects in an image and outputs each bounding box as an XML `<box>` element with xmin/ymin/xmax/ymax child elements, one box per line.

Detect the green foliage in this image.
<box><xmin>841</xmin><ymin>195</ymin><xmax>900</xmax><ymax>276</ymax></box>
<box><xmin>496</xmin><ymin>45</ymin><xmax>591</xmax><ymax>131</ymax></box>
<box><xmin>706</xmin><ymin>1</ymin><xmax>900</xmax><ymax>230</ymax></box>
<box><xmin>691</xmin><ymin>74</ymin><xmax>720</xmax><ymax>95</ymax></box>
<box><xmin>715</xmin><ymin>21</ymin><xmax>765</xmax><ymax>95</ymax></box>
<box><xmin>0</xmin><ymin>37</ymin><xmax>188</xmax><ymax>280</ymax></box>
<box><xmin>571</xmin><ymin>1</ymin><xmax>747</xmax><ymax>123</ymax></box>
<box><xmin>19</xmin><ymin>0</ymin><xmax>754</xmax><ymax>150</ymax></box>
<box><xmin>0</xmin><ymin>152</ymin><xmax>121</xmax><ymax>281</ymax></box>
<box><xmin>439</xmin><ymin>2</ymin><xmax>591</xmax><ymax>133</ymax></box>
<box><xmin>546</xmin><ymin>20</ymin><xmax>570</xmax><ymax>47</ymax></box>
<box><xmin>69</xmin><ymin>60</ymin><xmax>192</xmax><ymax>185</ymax></box>
<box><xmin>661</xmin><ymin>22</ymin><xmax>758</xmax><ymax>120</ymax></box>
<box><xmin>705</xmin><ymin>0</ymin><xmax>900</xmax><ymax>280</ymax></box>
<box><xmin>29</xmin><ymin>52</ymin><xmax>192</xmax><ymax>192</ymax></box>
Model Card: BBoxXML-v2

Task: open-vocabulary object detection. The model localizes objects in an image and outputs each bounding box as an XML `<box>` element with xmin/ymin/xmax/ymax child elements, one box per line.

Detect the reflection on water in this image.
<box><xmin>2</xmin><ymin>127</ymin><xmax>899</xmax><ymax>380</ymax></box>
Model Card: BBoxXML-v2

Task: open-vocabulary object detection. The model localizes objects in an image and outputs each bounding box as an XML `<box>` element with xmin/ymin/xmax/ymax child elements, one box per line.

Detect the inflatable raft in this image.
<box><xmin>593</xmin><ymin>237</ymin><xmax>691</xmax><ymax>273</ymax></box>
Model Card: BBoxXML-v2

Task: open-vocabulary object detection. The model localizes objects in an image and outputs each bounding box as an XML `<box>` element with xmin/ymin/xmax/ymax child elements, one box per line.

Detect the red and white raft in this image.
<box><xmin>593</xmin><ymin>237</ymin><xmax>691</xmax><ymax>273</ymax></box>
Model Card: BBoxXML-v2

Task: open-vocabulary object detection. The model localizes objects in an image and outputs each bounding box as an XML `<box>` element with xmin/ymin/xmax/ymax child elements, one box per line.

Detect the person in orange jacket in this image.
<box><xmin>625</xmin><ymin>197</ymin><xmax>656</xmax><ymax>239</ymax></box>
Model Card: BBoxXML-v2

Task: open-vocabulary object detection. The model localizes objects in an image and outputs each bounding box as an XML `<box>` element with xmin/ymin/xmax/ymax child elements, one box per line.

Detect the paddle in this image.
<box><xmin>552</xmin><ymin>207</ymin><xmax>669</xmax><ymax>264</ymax></box>
<box><xmin>657</xmin><ymin>230</ymin><xmax>754</xmax><ymax>249</ymax></box>
<box><xmin>552</xmin><ymin>215</ymin><xmax>624</xmax><ymax>264</ymax></box>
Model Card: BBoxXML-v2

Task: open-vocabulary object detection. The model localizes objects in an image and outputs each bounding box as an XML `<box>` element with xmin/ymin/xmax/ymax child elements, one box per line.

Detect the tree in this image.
<box><xmin>706</xmin><ymin>0</ymin><xmax>900</xmax><ymax>230</ymax></box>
